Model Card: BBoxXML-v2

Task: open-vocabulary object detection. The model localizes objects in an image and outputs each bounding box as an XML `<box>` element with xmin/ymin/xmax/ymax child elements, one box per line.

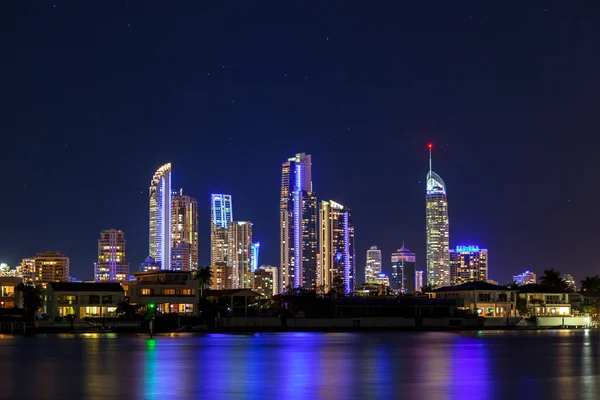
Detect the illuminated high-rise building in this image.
<box><xmin>449</xmin><ymin>245</ymin><xmax>488</xmax><ymax>286</ymax></box>
<box><xmin>210</xmin><ymin>194</ymin><xmax>233</xmax><ymax>266</ymax></box>
<box><xmin>149</xmin><ymin>163</ymin><xmax>172</xmax><ymax>270</ymax></box>
<box><xmin>320</xmin><ymin>200</ymin><xmax>355</xmax><ymax>294</ymax></box>
<box><xmin>280</xmin><ymin>153</ymin><xmax>316</xmax><ymax>292</ymax></box>
<box><xmin>171</xmin><ymin>189</ymin><xmax>198</xmax><ymax>271</ymax></box>
<box><xmin>563</xmin><ymin>274</ymin><xmax>576</xmax><ymax>291</ymax></box>
<box><xmin>17</xmin><ymin>258</ymin><xmax>35</xmax><ymax>282</ymax></box>
<box><xmin>391</xmin><ymin>245</ymin><xmax>416</xmax><ymax>293</ymax></box>
<box><xmin>253</xmin><ymin>267</ymin><xmax>276</xmax><ymax>297</ymax></box>
<box><xmin>259</xmin><ymin>265</ymin><xmax>279</xmax><ymax>297</ymax></box>
<box><xmin>228</xmin><ymin>221</ymin><xmax>253</xmax><ymax>288</ymax></box>
<box><xmin>415</xmin><ymin>270</ymin><xmax>424</xmax><ymax>292</ymax></box>
<box><xmin>33</xmin><ymin>251</ymin><xmax>70</xmax><ymax>283</ymax></box>
<box><xmin>425</xmin><ymin>144</ymin><xmax>450</xmax><ymax>288</ymax></box>
<box><xmin>210</xmin><ymin>262</ymin><xmax>233</xmax><ymax>290</ymax></box>
<box><xmin>365</xmin><ymin>245</ymin><xmax>382</xmax><ymax>283</ymax></box>
<box><xmin>250</xmin><ymin>242</ymin><xmax>260</xmax><ymax>272</ymax></box>
<box><xmin>513</xmin><ymin>270</ymin><xmax>536</xmax><ymax>286</ymax></box>
<box><xmin>94</xmin><ymin>229</ymin><xmax>129</xmax><ymax>282</ymax></box>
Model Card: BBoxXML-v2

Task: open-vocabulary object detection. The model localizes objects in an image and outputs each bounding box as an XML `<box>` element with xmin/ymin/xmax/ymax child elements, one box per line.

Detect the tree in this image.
<box><xmin>539</xmin><ymin>269</ymin><xmax>569</xmax><ymax>292</ymax></box>
<box><xmin>16</xmin><ymin>283</ymin><xmax>42</xmax><ymax>321</ymax></box>
<box><xmin>194</xmin><ymin>266</ymin><xmax>213</xmax><ymax>298</ymax></box>
<box><xmin>116</xmin><ymin>296</ymin><xmax>138</xmax><ymax>320</ymax></box>
<box><xmin>328</xmin><ymin>277</ymin><xmax>346</xmax><ymax>298</ymax></box>
<box><xmin>420</xmin><ymin>284</ymin><xmax>434</xmax><ymax>294</ymax></box>
<box><xmin>516</xmin><ymin>296</ymin><xmax>529</xmax><ymax>316</ymax></box>
<box><xmin>581</xmin><ymin>275</ymin><xmax>600</xmax><ymax>292</ymax></box>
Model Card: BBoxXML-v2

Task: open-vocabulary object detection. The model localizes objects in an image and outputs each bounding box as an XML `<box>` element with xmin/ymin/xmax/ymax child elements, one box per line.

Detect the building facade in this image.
<box><xmin>33</xmin><ymin>252</ymin><xmax>70</xmax><ymax>284</ymax></box>
<box><xmin>513</xmin><ymin>270</ymin><xmax>536</xmax><ymax>286</ymax></box>
<box><xmin>171</xmin><ymin>189</ymin><xmax>198</xmax><ymax>271</ymax></box>
<box><xmin>45</xmin><ymin>282</ymin><xmax>125</xmax><ymax>319</ymax></box>
<box><xmin>17</xmin><ymin>258</ymin><xmax>35</xmax><ymax>282</ymax></box>
<box><xmin>431</xmin><ymin>281</ymin><xmax>517</xmax><ymax>317</ymax></box>
<box><xmin>129</xmin><ymin>271</ymin><xmax>199</xmax><ymax>314</ymax></box>
<box><xmin>391</xmin><ymin>246</ymin><xmax>416</xmax><ymax>293</ymax></box>
<box><xmin>253</xmin><ymin>267</ymin><xmax>275</xmax><ymax>297</ymax></box>
<box><xmin>149</xmin><ymin>163</ymin><xmax>172</xmax><ymax>270</ymax></box>
<box><xmin>449</xmin><ymin>245</ymin><xmax>488</xmax><ymax>286</ymax></box>
<box><xmin>210</xmin><ymin>194</ymin><xmax>233</xmax><ymax>266</ymax></box>
<box><xmin>563</xmin><ymin>274</ymin><xmax>576</xmax><ymax>291</ymax></box>
<box><xmin>415</xmin><ymin>270</ymin><xmax>424</xmax><ymax>293</ymax></box>
<box><xmin>250</xmin><ymin>242</ymin><xmax>260</xmax><ymax>272</ymax></box>
<box><xmin>210</xmin><ymin>262</ymin><xmax>233</xmax><ymax>290</ymax></box>
<box><xmin>0</xmin><ymin>277</ymin><xmax>22</xmax><ymax>308</ymax></box>
<box><xmin>365</xmin><ymin>245</ymin><xmax>382</xmax><ymax>283</ymax></box>
<box><xmin>279</xmin><ymin>153</ymin><xmax>313</xmax><ymax>292</ymax></box>
<box><xmin>320</xmin><ymin>200</ymin><xmax>355</xmax><ymax>294</ymax></box>
<box><xmin>426</xmin><ymin>145</ymin><xmax>450</xmax><ymax>288</ymax></box>
<box><xmin>259</xmin><ymin>266</ymin><xmax>279</xmax><ymax>297</ymax></box>
<box><xmin>94</xmin><ymin>229</ymin><xmax>129</xmax><ymax>282</ymax></box>
<box><xmin>228</xmin><ymin>221</ymin><xmax>253</xmax><ymax>288</ymax></box>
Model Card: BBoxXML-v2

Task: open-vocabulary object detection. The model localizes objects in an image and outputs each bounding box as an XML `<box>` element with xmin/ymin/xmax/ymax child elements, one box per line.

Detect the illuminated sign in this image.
<box><xmin>456</xmin><ymin>245</ymin><xmax>480</xmax><ymax>253</ymax></box>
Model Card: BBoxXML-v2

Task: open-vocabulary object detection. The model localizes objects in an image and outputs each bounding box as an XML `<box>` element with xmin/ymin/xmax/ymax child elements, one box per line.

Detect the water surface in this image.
<box><xmin>0</xmin><ymin>330</ymin><xmax>598</xmax><ymax>399</ymax></box>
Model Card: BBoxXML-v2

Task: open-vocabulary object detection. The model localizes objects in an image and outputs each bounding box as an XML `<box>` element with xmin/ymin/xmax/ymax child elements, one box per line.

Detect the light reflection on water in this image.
<box><xmin>0</xmin><ymin>330</ymin><xmax>599</xmax><ymax>399</ymax></box>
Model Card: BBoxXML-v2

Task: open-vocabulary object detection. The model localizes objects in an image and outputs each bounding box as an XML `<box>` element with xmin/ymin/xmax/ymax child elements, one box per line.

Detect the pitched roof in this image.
<box><xmin>518</xmin><ymin>284</ymin><xmax>567</xmax><ymax>294</ymax></box>
<box><xmin>206</xmin><ymin>289</ymin><xmax>261</xmax><ymax>297</ymax></box>
<box><xmin>434</xmin><ymin>281</ymin><xmax>513</xmax><ymax>292</ymax></box>
<box><xmin>47</xmin><ymin>282</ymin><xmax>124</xmax><ymax>292</ymax></box>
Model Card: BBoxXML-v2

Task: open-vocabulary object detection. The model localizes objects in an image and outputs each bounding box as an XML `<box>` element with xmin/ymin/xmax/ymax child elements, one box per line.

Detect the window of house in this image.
<box><xmin>163</xmin><ymin>289</ymin><xmax>176</xmax><ymax>295</ymax></box>
<box><xmin>102</xmin><ymin>295</ymin><xmax>113</xmax><ymax>304</ymax></box>
<box><xmin>181</xmin><ymin>288</ymin><xmax>192</xmax><ymax>295</ymax></box>
<box><xmin>498</xmin><ymin>294</ymin><xmax>507</xmax><ymax>302</ymax></box>
<box><xmin>89</xmin><ymin>295</ymin><xmax>100</xmax><ymax>305</ymax></box>
<box><xmin>140</xmin><ymin>288</ymin><xmax>152</xmax><ymax>296</ymax></box>
<box><xmin>478</xmin><ymin>293</ymin><xmax>491</xmax><ymax>302</ymax></box>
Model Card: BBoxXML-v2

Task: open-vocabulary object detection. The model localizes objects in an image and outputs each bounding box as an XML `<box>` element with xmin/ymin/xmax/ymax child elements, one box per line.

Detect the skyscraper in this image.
<box><xmin>250</xmin><ymin>242</ymin><xmax>260</xmax><ymax>272</ymax></box>
<box><xmin>171</xmin><ymin>189</ymin><xmax>198</xmax><ymax>271</ymax></box>
<box><xmin>149</xmin><ymin>163</ymin><xmax>172</xmax><ymax>270</ymax></box>
<box><xmin>253</xmin><ymin>267</ymin><xmax>276</xmax><ymax>297</ymax></box>
<box><xmin>449</xmin><ymin>245</ymin><xmax>488</xmax><ymax>286</ymax></box>
<box><xmin>280</xmin><ymin>153</ymin><xmax>315</xmax><ymax>292</ymax></box>
<box><xmin>17</xmin><ymin>258</ymin><xmax>35</xmax><ymax>282</ymax></box>
<box><xmin>210</xmin><ymin>194</ymin><xmax>233</xmax><ymax>266</ymax></box>
<box><xmin>259</xmin><ymin>265</ymin><xmax>279</xmax><ymax>297</ymax></box>
<box><xmin>210</xmin><ymin>262</ymin><xmax>233</xmax><ymax>290</ymax></box>
<box><xmin>415</xmin><ymin>270</ymin><xmax>424</xmax><ymax>293</ymax></box>
<box><xmin>391</xmin><ymin>245</ymin><xmax>416</xmax><ymax>293</ymax></box>
<box><xmin>320</xmin><ymin>200</ymin><xmax>355</xmax><ymax>294</ymax></box>
<box><xmin>365</xmin><ymin>245</ymin><xmax>382</xmax><ymax>283</ymax></box>
<box><xmin>228</xmin><ymin>221</ymin><xmax>253</xmax><ymax>288</ymax></box>
<box><xmin>94</xmin><ymin>229</ymin><xmax>129</xmax><ymax>282</ymax></box>
<box><xmin>426</xmin><ymin>144</ymin><xmax>450</xmax><ymax>288</ymax></box>
<box><xmin>33</xmin><ymin>251</ymin><xmax>70</xmax><ymax>283</ymax></box>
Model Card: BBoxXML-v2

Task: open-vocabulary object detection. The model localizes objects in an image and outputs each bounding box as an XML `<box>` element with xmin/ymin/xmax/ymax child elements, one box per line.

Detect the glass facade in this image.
<box><xmin>426</xmin><ymin>168</ymin><xmax>450</xmax><ymax>288</ymax></box>
<box><xmin>449</xmin><ymin>246</ymin><xmax>488</xmax><ymax>285</ymax></box>
<box><xmin>149</xmin><ymin>163</ymin><xmax>172</xmax><ymax>270</ymax></box>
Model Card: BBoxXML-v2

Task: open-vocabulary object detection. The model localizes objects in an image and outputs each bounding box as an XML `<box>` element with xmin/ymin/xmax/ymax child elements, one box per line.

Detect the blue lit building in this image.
<box><xmin>149</xmin><ymin>163</ymin><xmax>172</xmax><ymax>270</ymax></box>
<box><xmin>210</xmin><ymin>194</ymin><xmax>233</xmax><ymax>265</ymax></box>
<box><xmin>391</xmin><ymin>245</ymin><xmax>416</xmax><ymax>293</ymax></box>
<box><xmin>279</xmin><ymin>153</ymin><xmax>317</xmax><ymax>292</ymax></box>
<box><xmin>449</xmin><ymin>245</ymin><xmax>488</xmax><ymax>286</ymax></box>
<box><xmin>250</xmin><ymin>242</ymin><xmax>260</xmax><ymax>272</ymax></box>
<box><xmin>320</xmin><ymin>200</ymin><xmax>355</xmax><ymax>294</ymax></box>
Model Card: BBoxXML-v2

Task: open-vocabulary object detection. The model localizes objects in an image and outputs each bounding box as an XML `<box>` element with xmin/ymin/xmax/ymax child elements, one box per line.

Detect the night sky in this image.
<box><xmin>2</xmin><ymin>1</ymin><xmax>599</xmax><ymax>284</ymax></box>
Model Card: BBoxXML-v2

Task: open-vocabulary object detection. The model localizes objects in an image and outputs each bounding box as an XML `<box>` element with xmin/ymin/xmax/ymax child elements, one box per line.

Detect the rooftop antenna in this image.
<box><xmin>428</xmin><ymin>143</ymin><xmax>433</xmax><ymax>175</ymax></box>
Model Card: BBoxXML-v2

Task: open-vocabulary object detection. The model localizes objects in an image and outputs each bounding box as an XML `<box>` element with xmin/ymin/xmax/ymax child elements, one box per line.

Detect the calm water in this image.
<box><xmin>0</xmin><ymin>330</ymin><xmax>599</xmax><ymax>399</ymax></box>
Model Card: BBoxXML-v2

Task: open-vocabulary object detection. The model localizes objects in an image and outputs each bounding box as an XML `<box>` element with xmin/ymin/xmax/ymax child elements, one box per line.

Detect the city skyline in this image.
<box><xmin>3</xmin><ymin>2</ymin><xmax>598</xmax><ymax>284</ymax></box>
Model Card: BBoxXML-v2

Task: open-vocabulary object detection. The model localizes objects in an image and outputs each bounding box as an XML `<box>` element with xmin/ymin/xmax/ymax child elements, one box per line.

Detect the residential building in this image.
<box><xmin>563</xmin><ymin>274</ymin><xmax>576</xmax><ymax>291</ymax></box>
<box><xmin>449</xmin><ymin>245</ymin><xmax>488</xmax><ymax>286</ymax></box>
<box><xmin>94</xmin><ymin>229</ymin><xmax>129</xmax><ymax>282</ymax></box>
<box><xmin>373</xmin><ymin>273</ymin><xmax>390</xmax><ymax>287</ymax></box>
<box><xmin>17</xmin><ymin>258</ymin><xmax>35</xmax><ymax>282</ymax></box>
<box><xmin>517</xmin><ymin>284</ymin><xmax>571</xmax><ymax>316</ymax></box>
<box><xmin>365</xmin><ymin>245</ymin><xmax>382</xmax><ymax>283</ymax></box>
<box><xmin>279</xmin><ymin>152</ymin><xmax>314</xmax><ymax>292</ymax></box>
<box><xmin>431</xmin><ymin>281</ymin><xmax>517</xmax><ymax>317</ymax></box>
<box><xmin>149</xmin><ymin>163</ymin><xmax>172</xmax><ymax>270</ymax></box>
<box><xmin>140</xmin><ymin>256</ymin><xmax>161</xmax><ymax>272</ymax></box>
<box><xmin>425</xmin><ymin>144</ymin><xmax>450</xmax><ymax>288</ymax></box>
<box><xmin>0</xmin><ymin>277</ymin><xmax>22</xmax><ymax>308</ymax></box>
<box><xmin>210</xmin><ymin>262</ymin><xmax>233</xmax><ymax>290</ymax></box>
<box><xmin>391</xmin><ymin>245</ymin><xmax>416</xmax><ymax>293</ymax></box>
<box><xmin>320</xmin><ymin>200</ymin><xmax>355</xmax><ymax>293</ymax></box>
<box><xmin>171</xmin><ymin>189</ymin><xmax>198</xmax><ymax>271</ymax></box>
<box><xmin>45</xmin><ymin>282</ymin><xmax>125</xmax><ymax>319</ymax></box>
<box><xmin>228</xmin><ymin>221</ymin><xmax>253</xmax><ymax>288</ymax></box>
<box><xmin>513</xmin><ymin>270</ymin><xmax>536</xmax><ymax>286</ymax></box>
<box><xmin>210</xmin><ymin>193</ymin><xmax>233</xmax><ymax>265</ymax></box>
<box><xmin>0</xmin><ymin>263</ymin><xmax>17</xmax><ymax>277</ymax></box>
<box><xmin>250</xmin><ymin>242</ymin><xmax>260</xmax><ymax>272</ymax></box>
<box><xmin>129</xmin><ymin>271</ymin><xmax>200</xmax><ymax>314</ymax></box>
<box><xmin>415</xmin><ymin>270</ymin><xmax>424</xmax><ymax>293</ymax></box>
<box><xmin>33</xmin><ymin>251</ymin><xmax>70</xmax><ymax>284</ymax></box>
<box><xmin>259</xmin><ymin>265</ymin><xmax>279</xmax><ymax>297</ymax></box>
<box><xmin>253</xmin><ymin>267</ymin><xmax>275</xmax><ymax>297</ymax></box>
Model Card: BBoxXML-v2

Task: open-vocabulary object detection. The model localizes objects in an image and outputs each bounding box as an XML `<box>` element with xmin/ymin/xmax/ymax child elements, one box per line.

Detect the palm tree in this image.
<box><xmin>581</xmin><ymin>275</ymin><xmax>600</xmax><ymax>292</ymax></box>
<box><xmin>194</xmin><ymin>266</ymin><xmax>213</xmax><ymax>298</ymax></box>
<box><xmin>16</xmin><ymin>282</ymin><xmax>42</xmax><ymax>321</ymax></box>
<box><xmin>540</xmin><ymin>269</ymin><xmax>569</xmax><ymax>292</ymax></box>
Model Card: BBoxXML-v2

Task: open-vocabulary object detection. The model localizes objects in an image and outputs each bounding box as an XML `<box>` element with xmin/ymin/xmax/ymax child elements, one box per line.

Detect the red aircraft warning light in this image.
<box><xmin>428</xmin><ymin>143</ymin><xmax>433</xmax><ymax>149</ymax></box>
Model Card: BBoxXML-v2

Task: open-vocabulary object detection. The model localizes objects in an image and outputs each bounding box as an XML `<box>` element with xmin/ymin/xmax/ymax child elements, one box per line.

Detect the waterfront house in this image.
<box><xmin>0</xmin><ymin>277</ymin><xmax>23</xmax><ymax>308</ymax></box>
<box><xmin>517</xmin><ymin>284</ymin><xmax>571</xmax><ymax>316</ymax></box>
<box><xmin>431</xmin><ymin>281</ymin><xmax>517</xmax><ymax>317</ymax></box>
<box><xmin>45</xmin><ymin>282</ymin><xmax>125</xmax><ymax>319</ymax></box>
<box><xmin>128</xmin><ymin>271</ymin><xmax>199</xmax><ymax>314</ymax></box>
